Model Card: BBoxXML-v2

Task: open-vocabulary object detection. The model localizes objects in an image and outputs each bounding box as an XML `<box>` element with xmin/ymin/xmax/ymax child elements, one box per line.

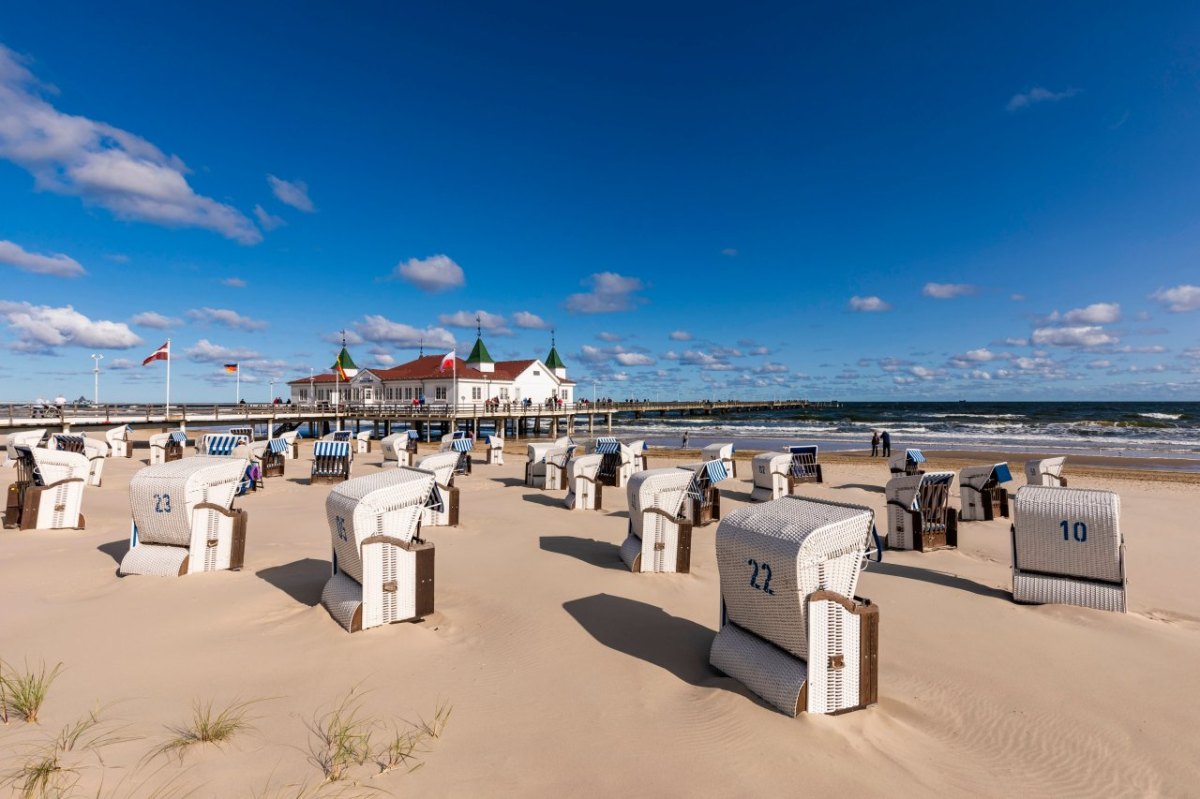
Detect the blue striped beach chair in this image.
<box><xmin>701</xmin><ymin>442</ymin><xmax>735</xmax><ymax>478</ymax></box>
<box><xmin>885</xmin><ymin>470</ymin><xmax>957</xmax><ymax>551</ymax></box>
<box><xmin>679</xmin><ymin>459</ymin><xmax>728</xmax><ymax>526</ymax></box>
<box><xmin>443</xmin><ymin>435</ymin><xmax>474</xmax><ymax>475</ymax></box>
<box><xmin>259</xmin><ymin>438</ymin><xmax>290</xmax><ymax>479</ymax></box>
<box><xmin>200</xmin><ymin>433</ymin><xmax>249</xmax><ymax>457</ymax></box>
<box><xmin>595</xmin><ymin>437</ymin><xmax>632</xmax><ymax>487</ymax></box>
<box><xmin>959</xmin><ymin>462</ymin><xmax>1012</xmax><ymax>521</ymax></box>
<box><xmin>888</xmin><ymin>448</ymin><xmax>926</xmax><ymax>477</ymax></box>
<box><xmin>312</xmin><ymin>440</ymin><xmax>352</xmax><ymax>484</ymax></box>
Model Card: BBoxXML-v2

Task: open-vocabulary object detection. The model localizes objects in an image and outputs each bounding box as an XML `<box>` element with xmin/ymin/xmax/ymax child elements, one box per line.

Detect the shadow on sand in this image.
<box><xmin>832</xmin><ymin>482</ymin><xmax>885</xmax><ymax>494</ymax></box>
<box><xmin>563</xmin><ymin>593</ymin><xmax>736</xmax><ymax>692</ymax></box>
<box><xmin>869</xmin><ymin>560</ymin><xmax>1009</xmax><ymax>600</ymax></box>
<box><xmin>539</xmin><ymin>536</ymin><xmax>625</xmax><ymax>571</ymax></box>
<box><xmin>257</xmin><ymin>558</ymin><xmax>329</xmax><ymax>606</ymax></box>
<box><xmin>492</xmin><ymin>477</ymin><xmax>527</xmax><ymax>488</ymax></box>
<box><xmin>523</xmin><ymin>493</ymin><xmax>568</xmax><ymax>509</ymax></box>
<box><xmin>97</xmin><ymin>539</ymin><xmax>128</xmax><ymax>565</ymax></box>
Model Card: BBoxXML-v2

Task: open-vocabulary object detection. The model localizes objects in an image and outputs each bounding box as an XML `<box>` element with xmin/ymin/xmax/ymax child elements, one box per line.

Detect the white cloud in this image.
<box><xmin>354</xmin><ymin>315</ymin><xmax>455</xmax><ymax>348</ymax></box>
<box><xmin>108</xmin><ymin>357</ymin><xmax>135</xmax><ymax>370</ymax></box>
<box><xmin>849</xmin><ymin>295</ymin><xmax>891</xmax><ymax>312</ymax></box>
<box><xmin>438</xmin><ymin>310</ymin><xmax>511</xmax><ymax>335</ymax></box>
<box><xmin>893</xmin><ymin>376</ymin><xmax>915</xmax><ymax>385</ymax></box>
<box><xmin>324</xmin><ymin>330</ymin><xmax>364</xmax><ymax>346</ymax></box>
<box><xmin>266</xmin><ymin>175</ymin><xmax>314</xmax><ymax>212</ymax></box>
<box><xmin>0</xmin><ymin>240</ymin><xmax>85</xmax><ymax>277</ymax></box>
<box><xmin>969</xmin><ymin>370</ymin><xmax>992</xmax><ymax>380</ymax></box>
<box><xmin>1112</xmin><ymin>345</ymin><xmax>1166</xmax><ymax>354</ymax></box>
<box><xmin>756</xmin><ymin>362</ymin><xmax>789</xmax><ymax>374</ymax></box>
<box><xmin>1006</xmin><ymin>86</ymin><xmax>1079</xmax><ymax>112</ymax></box>
<box><xmin>1150</xmin><ymin>285</ymin><xmax>1200</xmax><ymax>313</ymax></box>
<box><xmin>0</xmin><ymin>46</ymin><xmax>260</xmax><ymax>244</ymax></box>
<box><xmin>669</xmin><ymin>330</ymin><xmax>692</xmax><ymax>341</ymax></box>
<box><xmin>910</xmin><ymin>365</ymin><xmax>938</xmax><ymax>380</ymax></box>
<box><xmin>922</xmin><ymin>282</ymin><xmax>977</xmax><ymax>299</ymax></box>
<box><xmin>1010</xmin><ymin>293</ymin><xmax>1026</xmax><ymax>302</ymax></box>
<box><xmin>130</xmin><ymin>311</ymin><xmax>181</xmax><ymax>329</ymax></box>
<box><xmin>596</xmin><ymin>331</ymin><xmax>622</xmax><ymax>342</ymax></box>
<box><xmin>512</xmin><ymin>311</ymin><xmax>550</xmax><ymax>330</ymax></box>
<box><xmin>1087</xmin><ymin>359</ymin><xmax>1112</xmax><ymax>369</ymax></box>
<box><xmin>1031</xmin><ymin>325</ymin><xmax>1117</xmax><ymax>347</ymax></box>
<box><xmin>221</xmin><ymin>277</ymin><xmax>247</xmax><ymax>288</ymax></box>
<box><xmin>185</xmin><ymin>338</ymin><xmax>260</xmax><ymax>363</ymax></box>
<box><xmin>0</xmin><ymin>300</ymin><xmax>141</xmax><ymax>352</ymax></box>
<box><xmin>1063</xmin><ymin>302</ymin><xmax>1120</xmax><ymax>324</ymax></box>
<box><xmin>1003</xmin><ymin>337</ymin><xmax>1029</xmax><ymax>347</ymax></box>
<box><xmin>186</xmin><ymin>307</ymin><xmax>268</xmax><ymax>331</ymax></box>
<box><xmin>565</xmin><ymin>272</ymin><xmax>645</xmax><ymax>313</ymax></box>
<box><xmin>253</xmin><ymin>204</ymin><xmax>286</xmax><ymax>231</ymax></box>
<box><xmin>615</xmin><ymin>352</ymin><xmax>655</xmax><ymax>366</ymax></box>
<box><xmin>391</xmin><ymin>254</ymin><xmax>465</xmax><ymax>292</ymax></box>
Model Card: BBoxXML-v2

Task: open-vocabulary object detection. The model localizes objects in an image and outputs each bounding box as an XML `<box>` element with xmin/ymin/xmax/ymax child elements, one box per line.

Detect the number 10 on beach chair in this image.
<box><xmin>710</xmin><ymin>497</ymin><xmax>879</xmax><ymax>716</ymax></box>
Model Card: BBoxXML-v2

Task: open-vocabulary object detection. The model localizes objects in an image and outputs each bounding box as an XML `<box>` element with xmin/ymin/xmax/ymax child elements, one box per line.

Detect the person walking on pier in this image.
<box><xmin>880</xmin><ymin>430</ymin><xmax>891</xmax><ymax>457</ymax></box>
<box><xmin>871</xmin><ymin>430</ymin><xmax>879</xmax><ymax>457</ymax></box>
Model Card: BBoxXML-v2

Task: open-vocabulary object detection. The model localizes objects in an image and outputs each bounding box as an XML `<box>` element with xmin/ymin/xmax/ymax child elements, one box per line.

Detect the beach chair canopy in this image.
<box><xmin>229</xmin><ymin>426</ymin><xmax>254</xmax><ymax>440</ymax></box>
<box><xmin>716</xmin><ymin>497</ymin><xmax>875</xmax><ymax>662</ymax></box>
<box><xmin>905</xmin><ymin>448</ymin><xmax>926</xmax><ymax>464</ymax></box>
<box><xmin>450</xmin><ymin>437</ymin><xmax>474</xmax><ymax>452</ymax></box>
<box><xmin>169</xmin><ymin>431</ymin><xmax>189</xmax><ymax>443</ymax></box>
<box><xmin>106</xmin><ymin>425</ymin><xmax>130</xmax><ymax>442</ymax></box>
<box><xmin>267</xmin><ymin>439</ymin><xmax>290</xmax><ymax>455</ymax></box>
<box><xmin>627</xmin><ymin>468</ymin><xmax>693</xmax><ymax>537</ymax></box>
<box><xmin>314</xmin><ymin>440</ymin><xmax>351</xmax><ymax>458</ymax></box>
<box><xmin>7</xmin><ymin>429</ymin><xmax>47</xmax><ymax>461</ymax></box>
<box><xmin>326</xmin><ymin>469</ymin><xmax>436</xmax><ymax>584</ymax></box>
<box><xmin>52</xmin><ymin>433</ymin><xmax>87</xmax><ymax>452</ymax></box>
<box><xmin>960</xmin><ymin>463</ymin><xmax>1012</xmax><ymax>491</ymax></box>
<box><xmin>415</xmin><ymin>451</ymin><xmax>459</xmax><ymax>485</ymax></box>
<box><xmin>407</xmin><ymin>430</ymin><xmax>421</xmax><ymax>439</ymax></box>
<box><xmin>486</xmin><ymin>434</ymin><xmax>503</xmax><ymax>446</ymax></box>
<box><xmin>203</xmin><ymin>434</ymin><xmax>248</xmax><ymax>456</ymax></box>
<box><xmin>21</xmin><ymin>446</ymin><xmax>88</xmax><ymax>486</ymax></box>
<box><xmin>892</xmin><ymin>471</ymin><xmax>955</xmax><ymax>510</ymax></box>
<box><xmin>680</xmin><ymin>459</ymin><xmax>728</xmax><ymax>494</ymax></box>
<box><xmin>568</xmin><ymin>452</ymin><xmax>603</xmax><ymax>480</ymax></box>
<box><xmin>1024</xmin><ymin>456</ymin><xmax>1066</xmax><ymax>482</ymax></box>
<box><xmin>595</xmin><ymin>437</ymin><xmax>621</xmax><ymax>455</ymax></box>
<box><xmin>129</xmin><ymin>457</ymin><xmax>246</xmax><ymax>547</ymax></box>
<box><xmin>527</xmin><ymin>442</ymin><xmax>557</xmax><ymax>463</ymax></box>
<box><xmin>702</xmin><ymin>443</ymin><xmax>735</xmax><ymax>461</ymax></box>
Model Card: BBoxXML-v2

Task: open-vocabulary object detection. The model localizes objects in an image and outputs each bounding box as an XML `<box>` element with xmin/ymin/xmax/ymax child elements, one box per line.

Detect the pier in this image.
<box><xmin>0</xmin><ymin>399</ymin><xmax>839</xmax><ymax>440</ymax></box>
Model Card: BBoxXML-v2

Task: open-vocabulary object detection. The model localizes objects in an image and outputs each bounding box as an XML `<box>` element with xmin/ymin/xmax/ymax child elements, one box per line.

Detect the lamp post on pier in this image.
<box><xmin>90</xmin><ymin>354</ymin><xmax>103</xmax><ymax>404</ymax></box>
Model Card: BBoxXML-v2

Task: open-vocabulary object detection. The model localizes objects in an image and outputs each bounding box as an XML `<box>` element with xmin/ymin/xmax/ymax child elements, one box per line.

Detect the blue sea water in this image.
<box><xmin>610</xmin><ymin>401</ymin><xmax>1200</xmax><ymax>463</ymax></box>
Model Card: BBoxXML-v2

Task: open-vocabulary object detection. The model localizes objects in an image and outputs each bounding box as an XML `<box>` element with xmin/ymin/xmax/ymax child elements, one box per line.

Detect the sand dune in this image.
<box><xmin>1</xmin><ymin>437</ymin><xmax>1197</xmax><ymax>797</ymax></box>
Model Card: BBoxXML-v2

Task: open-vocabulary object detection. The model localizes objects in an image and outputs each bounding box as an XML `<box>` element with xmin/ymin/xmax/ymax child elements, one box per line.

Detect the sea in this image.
<box><xmin>607</xmin><ymin>401</ymin><xmax>1200</xmax><ymax>468</ymax></box>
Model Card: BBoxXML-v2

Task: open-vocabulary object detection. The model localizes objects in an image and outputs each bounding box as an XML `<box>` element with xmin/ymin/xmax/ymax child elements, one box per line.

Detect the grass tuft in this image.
<box><xmin>306</xmin><ymin>690</ymin><xmax>375</xmax><ymax>783</ymax></box>
<box><xmin>1</xmin><ymin>709</ymin><xmax>117</xmax><ymax>799</ymax></box>
<box><xmin>0</xmin><ymin>660</ymin><xmax>64</xmax><ymax>723</ymax></box>
<box><xmin>151</xmin><ymin>698</ymin><xmax>260</xmax><ymax>761</ymax></box>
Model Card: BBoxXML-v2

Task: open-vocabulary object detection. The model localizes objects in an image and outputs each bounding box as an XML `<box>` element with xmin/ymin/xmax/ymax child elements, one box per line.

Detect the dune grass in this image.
<box><xmin>307</xmin><ymin>690</ymin><xmax>375</xmax><ymax>783</ymax></box>
<box><xmin>0</xmin><ymin>659</ymin><xmax>64</xmax><ymax>724</ymax></box>
<box><xmin>151</xmin><ymin>698</ymin><xmax>261</xmax><ymax>761</ymax></box>
<box><xmin>1</xmin><ymin>709</ymin><xmax>128</xmax><ymax>799</ymax></box>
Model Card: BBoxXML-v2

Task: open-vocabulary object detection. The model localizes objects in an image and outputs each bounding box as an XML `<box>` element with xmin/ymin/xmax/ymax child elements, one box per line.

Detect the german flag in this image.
<box><xmin>224</xmin><ymin>363</ymin><xmax>238</xmax><ymax>374</ymax></box>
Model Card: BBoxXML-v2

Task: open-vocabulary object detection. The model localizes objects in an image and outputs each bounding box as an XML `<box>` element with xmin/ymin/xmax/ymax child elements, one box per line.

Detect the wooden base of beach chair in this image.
<box><xmin>311</xmin><ymin>472</ymin><xmax>349</xmax><ymax>485</ymax></box>
<box><xmin>4</xmin><ymin>481</ymin><xmax>87</xmax><ymax>530</ymax></box>
<box><xmin>444</xmin><ymin>486</ymin><xmax>460</xmax><ymax>527</ymax></box>
<box><xmin>689</xmin><ymin>488</ymin><xmax>721</xmax><ymax>527</ymax></box>
<box><xmin>164</xmin><ymin>442</ymin><xmax>184</xmax><ymax>463</ymax></box>
<box><xmin>262</xmin><ymin>453</ymin><xmax>285</xmax><ymax>479</ymax></box>
<box><xmin>910</xmin><ymin>509</ymin><xmax>957</xmax><ymax>552</ymax></box>
<box><xmin>322</xmin><ymin>542</ymin><xmax>435</xmax><ymax>632</ymax></box>
<box><xmin>619</xmin><ymin>519</ymin><xmax>693</xmax><ymax>574</ymax></box>
<box><xmin>565</xmin><ymin>477</ymin><xmax>603</xmax><ymax>510</ymax></box>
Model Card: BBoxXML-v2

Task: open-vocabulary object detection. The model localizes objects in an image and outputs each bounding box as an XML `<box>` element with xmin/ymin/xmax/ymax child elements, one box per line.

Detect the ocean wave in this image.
<box><xmin>1139</xmin><ymin>412</ymin><xmax>1183</xmax><ymax>421</ymax></box>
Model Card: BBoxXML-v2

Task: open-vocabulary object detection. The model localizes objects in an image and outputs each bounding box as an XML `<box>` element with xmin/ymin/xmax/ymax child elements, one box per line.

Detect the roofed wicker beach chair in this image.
<box><xmin>564</xmin><ymin>453</ymin><xmax>604</xmax><ymax>510</ymax></box>
<box><xmin>5</xmin><ymin>429</ymin><xmax>47</xmax><ymax>467</ymax></box>
<box><xmin>710</xmin><ymin>497</ymin><xmax>879</xmax><ymax>716</ymax></box>
<box><xmin>355</xmin><ymin>430</ymin><xmax>372</xmax><ymax>454</ymax></box>
<box><xmin>750</xmin><ymin>452</ymin><xmax>792</xmax><ymax>502</ymax></box>
<box><xmin>485</xmin><ymin>433</ymin><xmax>504</xmax><ymax>464</ymax></box>
<box><xmin>701</xmin><ymin>442</ymin><xmax>736</xmax><ymax>478</ymax></box>
<box><xmin>410</xmin><ymin>451</ymin><xmax>460</xmax><ymax>527</ymax></box>
<box><xmin>229</xmin><ymin>426</ymin><xmax>255</xmax><ymax>442</ymax></box>
<box><xmin>249</xmin><ymin>438</ymin><xmax>290</xmax><ymax>479</ymax></box>
<box><xmin>3</xmin><ymin>446</ymin><xmax>88</xmax><ymax>530</ymax></box>
<box><xmin>786</xmin><ymin>445</ymin><xmax>823</xmax><ymax>485</ymax></box>
<box><xmin>885</xmin><ymin>471</ymin><xmax>957</xmax><ymax>551</ymax></box>
<box><xmin>198</xmin><ymin>433</ymin><xmax>250</xmax><ymax>457</ymax></box>
<box><xmin>106</xmin><ymin>424</ymin><xmax>132</xmax><ymax>458</ymax></box>
<box><xmin>888</xmin><ymin>448</ymin><xmax>926</xmax><ymax>477</ymax></box>
<box><xmin>118</xmin><ymin>456</ymin><xmax>249</xmax><ymax>577</ymax></box>
<box><xmin>620</xmin><ymin>468</ymin><xmax>695</xmax><ymax>573</ymax></box>
<box><xmin>148</xmin><ymin>431</ymin><xmax>188</xmax><ymax>465</ymax></box>
<box><xmin>51</xmin><ymin>434</ymin><xmax>108</xmax><ymax>487</ymax></box>
<box><xmin>440</xmin><ymin>434</ymin><xmax>474</xmax><ymax>475</ymax></box>
<box><xmin>678</xmin><ymin>459</ymin><xmax>729</xmax><ymax>527</ymax></box>
<box><xmin>959</xmin><ymin>462</ymin><xmax>1013</xmax><ymax>522</ymax></box>
<box><xmin>311</xmin><ymin>440</ymin><xmax>352</xmax><ymax>484</ymax></box>
<box><xmin>595</xmin><ymin>437</ymin><xmax>634</xmax><ymax>488</ymax></box>
<box><xmin>279</xmin><ymin>430</ymin><xmax>300</xmax><ymax>460</ymax></box>
<box><xmin>627</xmin><ymin>439</ymin><xmax>648</xmax><ymax>471</ymax></box>
<box><xmin>1010</xmin><ymin>485</ymin><xmax>1126</xmax><ymax>612</ymax></box>
<box><xmin>320</xmin><ymin>468</ymin><xmax>437</xmax><ymax>632</ymax></box>
<box><xmin>525</xmin><ymin>442</ymin><xmax>556</xmax><ymax>488</ymax></box>
<box><xmin>381</xmin><ymin>431</ymin><xmax>419</xmax><ymax>468</ymax></box>
<box><xmin>544</xmin><ymin>444</ymin><xmax>577</xmax><ymax>491</ymax></box>
<box><xmin>1024</xmin><ymin>456</ymin><xmax>1067</xmax><ymax>487</ymax></box>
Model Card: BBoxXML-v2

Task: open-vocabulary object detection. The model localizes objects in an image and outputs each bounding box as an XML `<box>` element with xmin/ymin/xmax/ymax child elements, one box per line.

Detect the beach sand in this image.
<box><xmin>1</xmin><ymin>434</ymin><xmax>1198</xmax><ymax>797</ymax></box>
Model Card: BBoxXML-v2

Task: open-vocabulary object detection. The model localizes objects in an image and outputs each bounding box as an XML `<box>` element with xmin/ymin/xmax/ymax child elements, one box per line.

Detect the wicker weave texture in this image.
<box><xmin>750</xmin><ymin>453</ymin><xmax>791</xmax><ymax>501</ymax></box>
<box><xmin>416</xmin><ymin>452</ymin><xmax>458</xmax><ymax>486</ymax></box>
<box><xmin>626</xmin><ymin>469</ymin><xmax>692</xmax><ymax>538</ymax></box>
<box><xmin>565</xmin><ymin>454</ymin><xmax>602</xmax><ymax>510</ymax></box>
<box><xmin>129</xmin><ymin>457</ymin><xmax>245</xmax><ymax>546</ymax></box>
<box><xmin>7</xmin><ymin>429</ymin><xmax>46</xmax><ymax>464</ymax></box>
<box><xmin>321</xmin><ymin>572</ymin><xmax>363</xmax><ymax>631</ymax></box>
<box><xmin>325</xmin><ymin>470</ymin><xmax>434</xmax><ymax>584</ymax></box>
<box><xmin>361</xmin><ymin>540</ymin><xmax>418</xmax><ymax>628</ymax></box>
<box><xmin>1024</xmin><ymin>457</ymin><xmax>1066</xmax><ymax>486</ymax></box>
<box><xmin>119</xmin><ymin>542</ymin><xmax>188</xmax><ymax>576</ymax></box>
<box><xmin>710</xmin><ymin>623</ymin><xmax>808</xmax><ymax>716</ymax></box>
<box><xmin>30</xmin><ymin>447</ymin><xmax>89</xmax><ymax>485</ymax></box>
<box><xmin>1012</xmin><ymin>571</ymin><xmax>1127</xmax><ymax>612</ymax></box>
<box><xmin>884</xmin><ymin>471</ymin><xmax>954</xmax><ymax>548</ymax></box>
<box><xmin>1012</xmin><ymin>486</ymin><xmax>1122</xmax><ymax>583</ymax></box>
<box><xmin>716</xmin><ymin>497</ymin><xmax>873</xmax><ymax>661</ymax></box>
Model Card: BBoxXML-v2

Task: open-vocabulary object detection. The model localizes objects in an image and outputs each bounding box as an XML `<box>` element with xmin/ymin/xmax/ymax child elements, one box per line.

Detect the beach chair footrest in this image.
<box><xmin>1012</xmin><ymin>570</ymin><xmax>1127</xmax><ymax>612</ymax></box>
<box><xmin>119</xmin><ymin>543</ymin><xmax>189</xmax><ymax>577</ymax></box>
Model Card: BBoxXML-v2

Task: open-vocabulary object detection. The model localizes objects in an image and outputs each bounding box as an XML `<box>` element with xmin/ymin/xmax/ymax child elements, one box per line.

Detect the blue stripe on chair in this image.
<box><xmin>407</xmin><ymin>430</ymin><xmax>420</xmax><ymax>439</ymax></box>
<box><xmin>169</xmin><ymin>431</ymin><xmax>188</xmax><ymax>443</ymax></box>
<box><xmin>596</xmin><ymin>438</ymin><xmax>621</xmax><ymax>454</ymax></box>
<box><xmin>314</xmin><ymin>441</ymin><xmax>351</xmax><ymax>457</ymax></box>
<box><xmin>451</xmin><ymin>438</ymin><xmax>474</xmax><ymax>452</ymax></box>
<box><xmin>331</xmin><ymin>431</ymin><xmax>352</xmax><ymax>441</ymax></box>
<box><xmin>207</xmin><ymin>435</ymin><xmax>244</xmax><ymax>456</ymax></box>
<box><xmin>704</xmin><ymin>460</ymin><xmax>728</xmax><ymax>483</ymax></box>
<box><xmin>54</xmin><ymin>434</ymin><xmax>85</xmax><ymax>446</ymax></box>
<box><xmin>993</xmin><ymin>463</ymin><xmax>1013</xmax><ymax>483</ymax></box>
<box><xmin>907</xmin><ymin>448</ymin><xmax>926</xmax><ymax>464</ymax></box>
<box><xmin>267</xmin><ymin>439</ymin><xmax>289</xmax><ymax>454</ymax></box>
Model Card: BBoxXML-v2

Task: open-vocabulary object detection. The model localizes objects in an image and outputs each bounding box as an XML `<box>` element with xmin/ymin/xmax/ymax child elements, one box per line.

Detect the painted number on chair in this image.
<box><xmin>747</xmin><ymin>559</ymin><xmax>775</xmax><ymax>595</ymax></box>
<box><xmin>1060</xmin><ymin>520</ymin><xmax>1087</xmax><ymax>542</ymax></box>
<box><xmin>153</xmin><ymin>494</ymin><xmax>172</xmax><ymax>513</ymax></box>
<box><xmin>335</xmin><ymin>516</ymin><xmax>347</xmax><ymax>542</ymax></box>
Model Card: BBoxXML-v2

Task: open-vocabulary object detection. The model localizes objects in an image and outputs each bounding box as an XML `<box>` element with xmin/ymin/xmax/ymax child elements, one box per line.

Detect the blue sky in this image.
<box><xmin>1</xmin><ymin>2</ymin><xmax>1198</xmax><ymax>402</ymax></box>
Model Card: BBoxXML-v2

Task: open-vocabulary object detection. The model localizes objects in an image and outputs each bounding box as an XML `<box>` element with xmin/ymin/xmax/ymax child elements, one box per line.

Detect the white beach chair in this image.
<box><xmin>1010</xmin><ymin>486</ymin><xmax>1126</xmax><ymax>612</ymax></box>
<box><xmin>5</xmin><ymin>429</ymin><xmax>47</xmax><ymax>467</ymax></box>
<box><xmin>148</xmin><ymin>431</ymin><xmax>188</xmax><ymax>465</ymax></box>
<box><xmin>2</xmin><ymin>446</ymin><xmax>88</xmax><ymax>530</ymax></box>
<box><xmin>1024</xmin><ymin>456</ymin><xmax>1067</xmax><ymax>487</ymax></box>
<box><xmin>439</xmin><ymin>434</ymin><xmax>474</xmax><ymax>476</ymax></box>
<box><xmin>248</xmin><ymin>439</ymin><xmax>289</xmax><ymax>479</ymax></box>
<box><xmin>677</xmin><ymin>459</ymin><xmax>729</xmax><ymax>527</ymax></box>
<box><xmin>710</xmin><ymin>496</ymin><xmax>879</xmax><ymax>716</ymax></box>
<box><xmin>409</xmin><ymin>451</ymin><xmax>460</xmax><ymax>527</ymax></box>
<box><xmin>595</xmin><ymin>437</ymin><xmax>634</xmax><ymax>488</ymax></box>
<box><xmin>750</xmin><ymin>452</ymin><xmax>792</xmax><ymax>502</ymax></box>
<box><xmin>885</xmin><ymin>471</ymin><xmax>957</xmax><ymax>551</ymax></box>
<box><xmin>564</xmin><ymin>453</ymin><xmax>603</xmax><ymax>510</ymax></box>
<box><xmin>279</xmin><ymin>430</ymin><xmax>300</xmax><ymax>460</ymax></box>
<box><xmin>544</xmin><ymin>444</ymin><xmax>577</xmax><ymax>491</ymax></box>
<box><xmin>525</xmin><ymin>442</ymin><xmax>556</xmax><ymax>488</ymax></box>
<box><xmin>959</xmin><ymin>462</ymin><xmax>1013</xmax><ymax>522</ymax></box>
<box><xmin>49</xmin><ymin>434</ymin><xmax>107</xmax><ymax>488</ymax></box>
<box><xmin>627</xmin><ymin>439</ymin><xmax>648</xmax><ymax>472</ymax></box>
<box><xmin>485</xmin><ymin>434</ymin><xmax>504</xmax><ymax>465</ymax></box>
<box><xmin>620</xmin><ymin>468</ymin><xmax>695</xmax><ymax>573</ymax></box>
<box><xmin>118</xmin><ymin>456</ymin><xmax>249</xmax><ymax>577</ymax></box>
<box><xmin>888</xmin><ymin>448</ymin><xmax>926</xmax><ymax>477</ymax></box>
<box><xmin>355</xmin><ymin>430</ymin><xmax>372</xmax><ymax>454</ymax></box>
<box><xmin>311</xmin><ymin>440</ymin><xmax>352</xmax><ymax>484</ymax></box>
<box><xmin>701</xmin><ymin>442</ymin><xmax>736</xmax><ymax>478</ymax></box>
<box><xmin>105</xmin><ymin>425</ymin><xmax>132</xmax><ymax>458</ymax></box>
<box><xmin>381</xmin><ymin>431</ymin><xmax>419</xmax><ymax>468</ymax></box>
<box><xmin>320</xmin><ymin>468</ymin><xmax>437</xmax><ymax>632</ymax></box>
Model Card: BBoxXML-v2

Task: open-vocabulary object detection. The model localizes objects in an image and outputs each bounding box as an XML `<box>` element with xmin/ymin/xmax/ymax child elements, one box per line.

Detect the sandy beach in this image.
<box><xmin>2</xmin><ymin>433</ymin><xmax>1198</xmax><ymax>797</ymax></box>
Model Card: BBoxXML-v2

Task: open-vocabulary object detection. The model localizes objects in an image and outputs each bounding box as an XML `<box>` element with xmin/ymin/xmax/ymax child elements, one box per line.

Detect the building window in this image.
<box><xmin>561</xmin><ymin>388</ymin><xmax>569</xmax><ymax>399</ymax></box>
<box><xmin>499</xmin><ymin>387</ymin><xmax>509</xmax><ymax>399</ymax></box>
<box><xmin>435</xmin><ymin>386</ymin><xmax>447</xmax><ymax>400</ymax></box>
<box><xmin>533</xmin><ymin>370</ymin><xmax>541</xmax><ymax>376</ymax></box>
<box><xmin>472</xmin><ymin>386</ymin><xmax>482</xmax><ymax>400</ymax></box>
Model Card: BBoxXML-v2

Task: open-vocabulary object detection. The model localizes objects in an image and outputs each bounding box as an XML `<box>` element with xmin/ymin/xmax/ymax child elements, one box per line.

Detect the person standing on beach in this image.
<box><xmin>682</xmin><ymin>431</ymin><xmax>690</xmax><ymax>449</ymax></box>
<box><xmin>880</xmin><ymin>430</ymin><xmax>891</xmax><ymax>457</ymax></box>
<box><xmin>871</xmin><ymin>431</ymin><xmax>879</xmax><ymax>457</ymax></box>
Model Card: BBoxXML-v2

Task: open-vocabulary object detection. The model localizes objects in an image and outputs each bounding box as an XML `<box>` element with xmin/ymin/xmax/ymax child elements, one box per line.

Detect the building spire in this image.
<box><xmin>419</xmin><ymin>335</ymin><xmax>424</xmax><ymax>358</ymax></box>
<box><xmin>476</xmin><ymin>313</ymin><xmax>482</xmax><ymax>339</ymax></box>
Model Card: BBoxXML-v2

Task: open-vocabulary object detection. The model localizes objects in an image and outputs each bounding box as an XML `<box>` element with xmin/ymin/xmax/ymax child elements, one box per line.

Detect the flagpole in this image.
<box><xmin>236</xmin><ymin>364</ymin><xmax>241</xmax><ymax>404</ymax></box>
<box><xmin>165</xmin><ymin>338</ymin><xmax>171</xmax><ymax>420</ymax></box>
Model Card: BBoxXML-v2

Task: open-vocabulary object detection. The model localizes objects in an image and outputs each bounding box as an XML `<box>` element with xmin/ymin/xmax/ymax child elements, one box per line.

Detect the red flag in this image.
<box><xmin>439</xmin><ymin>350</ymin><xmax>456</xmax><ymax>371</ymax></box>
<box><xmin>142</xmin><ymin>341</ymin><xmax>170</xmax><ymax>366</ymax></box>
